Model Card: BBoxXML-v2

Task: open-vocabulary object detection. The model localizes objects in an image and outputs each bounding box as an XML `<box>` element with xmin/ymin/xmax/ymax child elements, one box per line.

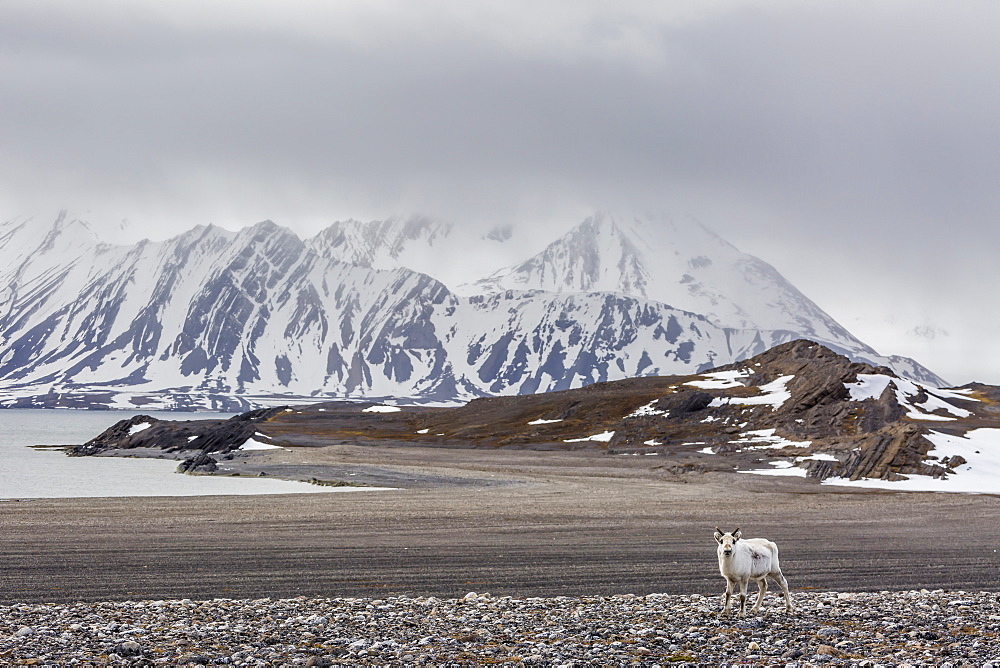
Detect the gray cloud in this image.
<box><xmin>2</xmin><ymin>0</ymin><xmax>999</xmax><ymax>382</ymax></box>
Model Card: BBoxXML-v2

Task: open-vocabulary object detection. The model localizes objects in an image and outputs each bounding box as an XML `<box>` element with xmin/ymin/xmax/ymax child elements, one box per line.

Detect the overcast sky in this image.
<box><xmin>2</xmin><ymin>1</ymin><xmax>999</xmax><ymax>384</ymax></box>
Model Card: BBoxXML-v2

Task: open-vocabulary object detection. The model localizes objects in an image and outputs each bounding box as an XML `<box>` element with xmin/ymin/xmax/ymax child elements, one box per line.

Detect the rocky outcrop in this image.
<box><xmin>837</xmin><ymin>424</ymin><xmax>928</xmax><ymax>481</ymax></box>
<box><xmin>177</xmin><ymin>454</ymin><xmax>219</xmax><ymax>474</ymax></box>
<box><xmin>71</xmin><ymin>407</ymin><xmax>288</xmax><ymax>473</ymax></box>
<box><xmin>658</xmin><ymin>391</ymin><xmax>713</xmax><ymax>416</ymax></box>
<box><xmin>691</xmin><ymin>340</ymin><xmax>977</xmax><ymax>480</ymax></box>
<box><xmin>848</xmin><ymin>384</ymin><xmax>904</xmax><ymax>435</ymax></box>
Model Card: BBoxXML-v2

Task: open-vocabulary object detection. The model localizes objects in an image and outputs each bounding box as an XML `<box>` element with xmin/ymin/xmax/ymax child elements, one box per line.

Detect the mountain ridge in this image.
<box><xmin>0</xmin><ymin>212</ymin><xmax>946</xmax><ymax>410</ymax></box>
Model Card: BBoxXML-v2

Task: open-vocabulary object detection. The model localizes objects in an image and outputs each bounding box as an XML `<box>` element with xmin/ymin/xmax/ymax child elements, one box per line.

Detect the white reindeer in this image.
<box><xmin>714</xmin><ymin>527</ymin><xmax>794</xmax><ymax>617</ymax></box>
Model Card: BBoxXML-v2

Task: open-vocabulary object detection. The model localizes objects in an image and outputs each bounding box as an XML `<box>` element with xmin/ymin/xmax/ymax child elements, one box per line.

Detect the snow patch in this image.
<box><xmin>823</xmin><ymin>428</ymin><xmax>1000</xmax><ymax>494</ymax></box>
<box><xmin>846</xmin><ymin>374</ymin><xmax>972</xmax><ymax>421</ymax></box>
<box><xmin>685</xmin><ymin>369</ymin><xmax>749</xmax><ymax>390</ymax></box>
<box><xmin>128</xmin><ymin>422</ymin><xmax>151</xmax><ymax>436</ymax></box>
<box><xmin>528</xmin><ymin>418</ymin><xmax>563</xmax><ymax>425</ymax></box>
<box><xmin>363</xmin><ymin>405</ymin><xmax>402</xmax><ymax>413</ymax></box>
<box><xmin>706</xmin><ymin>376</ymin><xmax>794</xmax><ymax>410</ymax></box>
<box><xmin>846</xmin><ymin>374</ymin><xmax>893</xmax><ymax>401</ymax></box>
<box><xmin>732</xmin><ymin>429</ymin><xmax>811</xmax><ymax>450</ymax></box>
<box><xmin>739</xmin><ymin>463</ymin><xmax>809</xmax><ymax>478</ymax></box>
<box><xmin>239</xmin><ymin>438</ymin><xmax>283</xmax><ymax>451</ymax></box>
<box><xmin>564</xmin><ymin>431</ymin><xmax>615</xmax><ymax>443</ymax></box>
<box><xmin>626</xmin><ymin>401</ymin><xmax>667</xmax><ymax>418</ymax></box>
<box><xmin>931</xmin><ymin>387</ymin><xmax>981</xmax><ymax>402</ymax></box>
<box><xmin>728</xmin><ymin>375</ymin><xmax>795</xmax><ymax>410</ymax></box>
<box><xmin>796</xmin><ymin>453</ymin><xmax>839</xmax><ymax>462</ymax></box>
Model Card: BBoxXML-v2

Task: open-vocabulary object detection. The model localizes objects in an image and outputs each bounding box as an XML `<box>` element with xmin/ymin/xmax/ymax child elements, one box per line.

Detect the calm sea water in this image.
<box><xmin>0</xmin><ymin>409</ymin><xmax>350</xmax><ymax>498</ymax></box>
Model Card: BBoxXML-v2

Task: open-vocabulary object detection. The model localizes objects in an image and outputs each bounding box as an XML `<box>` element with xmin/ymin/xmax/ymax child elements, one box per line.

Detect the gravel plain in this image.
<box><xmin>3</xmin><ymin>444</ymin><xmax>1000</xmax><ymax>665</ymax></box>
<box><xmin>2</xmin><ymin>590</ymin><xmax>999</xmax><ymax>666</ymax></box>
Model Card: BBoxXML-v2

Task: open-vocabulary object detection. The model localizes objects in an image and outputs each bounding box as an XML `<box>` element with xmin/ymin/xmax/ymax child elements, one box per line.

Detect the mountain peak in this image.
<box><xmin>480</xmin><ymin>213</ymin><xmax>862</xmax><ymax>336</ymax></box>
<box><xmin>723</xmin><ymin>339</ymin><xmax>879</xmax><ymax>370</ymax></box>
<box><xmin>307</xmin><ymin>215</ymin><xmax>453</xmax><ymax>269</ymax></box>
<box><xmin>477</xmin><ymin>210</ymin><xmax>649</xmax><ymax>296</ymax></box>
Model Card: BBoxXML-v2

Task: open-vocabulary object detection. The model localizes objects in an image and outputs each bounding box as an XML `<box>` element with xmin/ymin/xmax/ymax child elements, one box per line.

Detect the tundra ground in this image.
<box><xmin>1</xmin><ymin>444</ymin><xmax>997</xmax><ymax>603</ymax></box>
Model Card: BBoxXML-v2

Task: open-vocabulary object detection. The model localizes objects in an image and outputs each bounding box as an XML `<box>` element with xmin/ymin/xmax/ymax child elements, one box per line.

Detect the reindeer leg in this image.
<box><xmin>772</xmin><ymin>570</ymin><xmax>794</xmax><ymax>613</ymax></box>
<box><xmin>751</xmin><ymin>577</ymin><xmax>767</xmax><ymax>614</ymax></box>
<box><xmin>720</xmin><ymin>579</ymin><xmax>733</xmax><ymax>617</ymax></box>
<box><xmin>738</xmin><ymin>579</ymin><xmax>749</xmax><ymax>617</ymax></box>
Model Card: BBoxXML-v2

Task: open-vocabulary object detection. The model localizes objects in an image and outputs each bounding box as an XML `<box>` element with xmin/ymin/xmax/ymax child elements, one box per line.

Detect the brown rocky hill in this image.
<box><xmin>76</xmin><ymin>340</ymin><xmax>994</xmax><ymax>485</ymax></box>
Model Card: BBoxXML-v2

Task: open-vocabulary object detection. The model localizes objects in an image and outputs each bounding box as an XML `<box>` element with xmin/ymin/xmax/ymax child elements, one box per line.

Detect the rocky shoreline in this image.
<box><xmin>2</xmin><ymin>590</ymin><xmax>998</xmax><ymax>666</ymax></box>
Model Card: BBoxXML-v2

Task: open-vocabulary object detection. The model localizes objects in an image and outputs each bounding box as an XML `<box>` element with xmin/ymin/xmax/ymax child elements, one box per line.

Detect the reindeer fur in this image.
<box><xmin>714</xmin><ymin>527</ymin><xmax>794</xmax><ymax>617</ymax></box>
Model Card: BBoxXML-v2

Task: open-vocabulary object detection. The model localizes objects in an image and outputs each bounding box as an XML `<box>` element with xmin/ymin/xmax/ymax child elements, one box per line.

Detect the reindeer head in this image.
<box><xmin>714</xmin><ymin>526</ymin><xmax>742</xmax><ymax>557</ymax></box>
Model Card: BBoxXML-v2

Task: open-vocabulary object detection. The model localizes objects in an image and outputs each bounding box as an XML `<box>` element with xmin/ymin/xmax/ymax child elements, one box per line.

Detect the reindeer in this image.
<box><xmin>714</xmin><ymin>527</ymin><xmax>794</xmax><ymax>617</ymax></box>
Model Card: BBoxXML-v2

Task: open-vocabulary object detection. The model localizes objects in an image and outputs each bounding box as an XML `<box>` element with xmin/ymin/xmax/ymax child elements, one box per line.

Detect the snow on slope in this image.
<box><xmin>707</xmin><ymin>375</ymin><xmax>795</xmax><ymax>410</ymax></box>
<box><xmin>306</xmin><ymin>215</ymin><xmax>548</xmax><ymax>296</ymax></box>
<box><xmin>0</xmin><ymin>217</ymin><xmax>459</xmax><ymax>404</ymax></box>
<box><xmin>305</xmin><ymin>212</ymin><xmax>944</xmax><ymax>387</ymax></box>
<box><xmin>474</xmin><ymin>212</ymin><xmax>945</xmax><ymax>387</ymax></box>
<box><xmin>819</xmin><ymin>429</ymin><xmax>1000</xmax><ymax>494</ymax></box>
<box><xmin>439</xmin><ymin>290</ymin><xmax>769</xmax><ymax>396</ymax></box>
<box><xmin>0</xmin><ymin>212</ymin><xmax>948</xmax><ymax>407</ymax></box>
<box><xmin>476</xmin><ymin>212</ymin><xmax>849</xmax><ymax>334</ymax></box>
<box><xmin>846</xmin><ymin>374</ymin><xmax>974</xmax><ymax>420</ymax></box>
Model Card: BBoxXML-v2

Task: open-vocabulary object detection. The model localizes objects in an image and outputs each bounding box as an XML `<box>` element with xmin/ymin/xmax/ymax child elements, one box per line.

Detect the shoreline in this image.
<box><xmin>3</xmin><ymin>590</ymin><xmax>999</xmax><ymax>665</ymax></box>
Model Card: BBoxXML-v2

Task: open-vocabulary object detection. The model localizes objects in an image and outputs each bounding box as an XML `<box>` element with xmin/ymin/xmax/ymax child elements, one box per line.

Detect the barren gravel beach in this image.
<box><xmin>3</xmin><ymin>444</ymin><xmax>999</xmax><ymax>601</ymax></box>
<box><xmin>2</xmin><ymin>444</ymin><xmax>999</xmax><ymax>664</ymax></box>
<box><xmin>3</xmin><ymin>590</ymin><xmax>999</xmax><ymax>665</ymax></box>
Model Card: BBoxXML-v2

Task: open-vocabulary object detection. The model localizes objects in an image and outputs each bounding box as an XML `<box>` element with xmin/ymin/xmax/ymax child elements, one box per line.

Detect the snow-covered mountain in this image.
<box><xmin>306</xmin><ymin>215</ymin><xmax>541</xmax><ymax>295</ymax></box>
<box><xmin>478</xmin><ymin>212</ymin><xmax>848</xmax><ymax>333</ymax></box>
<box><xmin>306</xmin><ymin>212</ymin><xmax>942</xmax><ymax>382</ymax></box>
<box><xmin>471</xmin><ymin>212</ymin><xmax>938</xmax><ymax>382</ymax></box>
<box><xmin>0</xmin><ymin>211</ymin><xmax>945</xmax><ymax>410</ymax></box>
<box><xmin>306</xmin><ymin>215</ymin><xmax>450</xmax><ymax>270</ymax></box>
<box><xmin>0</xmin><ymin>214</ymin><xmax>463</xmax><ymax>409</ymax></box>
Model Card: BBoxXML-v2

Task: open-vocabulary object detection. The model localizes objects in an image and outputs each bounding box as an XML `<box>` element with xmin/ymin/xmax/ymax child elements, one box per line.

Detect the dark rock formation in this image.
<box><xmin>71</xmin><ymin>407</ymin><xmax>289</xmax><ymax>474</ymax></box>
<box><xmin>658</xmin><ymin>392</ymin><xmax>713</xmax><ymax>415</ymax></box>
<box><xmin>177</xmin><ymin>454</ymin><xmax>219</xmax><ymax>474</ymax></box>
<box><xmin>835</xmin><ymin>424</ymin><xmax>927</xmax><ymax>481</ymax></box>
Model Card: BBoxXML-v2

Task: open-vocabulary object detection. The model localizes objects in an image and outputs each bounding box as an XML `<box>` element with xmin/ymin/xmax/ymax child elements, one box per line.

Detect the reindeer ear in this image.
<box><xmin>714</xmin><ymin>527</ymin><xmax>724</xmax><ymax>543</ymax></box>
<box><xmin>733</xmin><ymin>528</ymin><xmax>742</xmax><ymax>541</ymax></box>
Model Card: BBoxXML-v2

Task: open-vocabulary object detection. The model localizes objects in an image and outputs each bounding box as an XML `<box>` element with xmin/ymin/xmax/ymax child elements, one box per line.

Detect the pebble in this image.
<box><xmin>0</xmin><ymin>590</ymin><xmax>998</xmax><ymax>665</ymax></box>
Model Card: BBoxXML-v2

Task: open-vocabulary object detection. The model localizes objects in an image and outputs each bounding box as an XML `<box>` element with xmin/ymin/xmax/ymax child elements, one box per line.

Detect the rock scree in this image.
<box><xmin>1</xmin><ymin>590</ymin><xmax>997</xmax><ymax>665</ymax></box>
